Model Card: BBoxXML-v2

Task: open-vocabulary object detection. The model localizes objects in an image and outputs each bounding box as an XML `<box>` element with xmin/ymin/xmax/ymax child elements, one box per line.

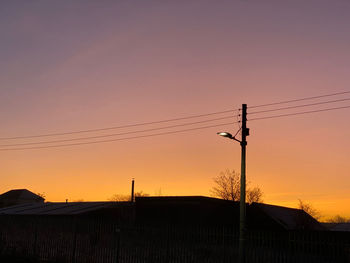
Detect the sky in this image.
<box><xmin>1</xmin><ymin>0</ymin><xmax>350</xmax><ymax>220</ymax></box>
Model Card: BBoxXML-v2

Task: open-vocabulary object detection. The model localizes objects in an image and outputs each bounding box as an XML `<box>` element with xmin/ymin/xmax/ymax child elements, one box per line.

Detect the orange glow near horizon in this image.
<box><xmin>1</xmin><ymin>1</ymin><xmax>350</xmax><ymax>221</ymax></box>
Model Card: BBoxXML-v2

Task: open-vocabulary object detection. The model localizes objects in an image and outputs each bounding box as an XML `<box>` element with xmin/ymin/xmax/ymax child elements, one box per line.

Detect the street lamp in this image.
<box><xmin>217</xmin><ymin>104</ymin><xmax>248</xmax><ymax>263</ymax></box>
<box><xmin>217</xmin><ymin>132</ymin><xmax>241</xmax><ymax>143</ymax></box>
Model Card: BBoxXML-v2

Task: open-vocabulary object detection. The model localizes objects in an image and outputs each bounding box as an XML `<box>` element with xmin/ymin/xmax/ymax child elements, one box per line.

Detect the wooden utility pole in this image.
<box><xmin>217</xmin><ymin>104</ymin><xmax>250</xmax><ymax>262</ymax></box>
<box><xmin>239</xmin><ymin>104</ymin><xmax>249</xmax><ymax>263</ymax></box>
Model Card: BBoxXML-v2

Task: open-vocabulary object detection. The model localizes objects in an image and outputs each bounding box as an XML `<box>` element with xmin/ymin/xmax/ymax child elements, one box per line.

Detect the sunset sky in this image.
<box><xmin>1</xmin><ymin>0</ymin><xmax>350</xmax><ymax>220</ymax></box>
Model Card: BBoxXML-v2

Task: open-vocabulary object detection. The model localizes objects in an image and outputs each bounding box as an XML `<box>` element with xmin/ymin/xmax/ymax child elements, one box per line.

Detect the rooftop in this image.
<box><xmin>0</xmin><ymin>201</ymin><xmax>129</xmax><ymax>215</ymax></box>
<box><xmin>0</xmin><ymin>189</ymin><xmax>44</xmax><ymax>202</ymax></box>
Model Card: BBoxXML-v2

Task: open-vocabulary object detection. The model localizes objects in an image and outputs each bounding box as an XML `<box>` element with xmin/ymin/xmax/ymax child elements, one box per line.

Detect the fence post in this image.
<box><xmin>71</xmin><ymin>218</ymin><xmax>78</xmax><ymax>263</ymax></box>
<box><xmin>165</xmin><ymin>226</ymin><xmax>170</xmax><ymax>263</ymax></box>
<box><xmin>32</xmin><ymin>218</ymin><xmax>38</xmax><ymax>258</ymax></box>
<box><xmin>114</xmin><ymin>227</ymin><xmax>120</xmax><ymax>263</ymax></box>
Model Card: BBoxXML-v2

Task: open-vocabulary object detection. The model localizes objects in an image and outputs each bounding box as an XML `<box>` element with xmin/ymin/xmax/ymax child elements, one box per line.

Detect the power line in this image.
<box><xmin>0</xmin><ymin>115</ymin><xmax>236</xmax><ymax>147</ymax></box>
<box><xmin>0</xmin><ymin>109</ymin><xmax>238</xmax><ymax>140</ymax></box>
<box><xmin>249</xmin><ymin>91</ymin><xmax>350</xmax><ymax>109</ymax></box>
<box><xmin>0</xmin><ymin>121</ymin><xmax>238</xmax><ymax>151</ymax></box>
<box><xmin>2</xmin><ymin>90</ymin><xmax>350</xmax><ymax>148</ymax></box>
<box><xmin>248</xmin><ymin>97</ymin><xmax>350</xmax><ymax>115</ymax></box>
<box><xmin>248</xmin><ymin>105</ymin><xmax>350</xmax><ymax>121</ymax></box>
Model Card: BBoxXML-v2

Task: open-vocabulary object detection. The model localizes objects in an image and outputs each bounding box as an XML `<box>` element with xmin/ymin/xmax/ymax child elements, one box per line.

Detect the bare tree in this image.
<box><xmin>327</xmin><ymin>215</ymin><xmax>350</xmax><ymax>223</ymax></box>
<box><xmin>247</xmin><ymin>186</ymin><xmax>263</xmax><ymax>204</ymax></box>
<box><xmin>211</xmin><ymin>169</ymin><xmax>263</xmax><ymax>203</ymax></box>
<box><xmin>298</xmin><ymin>199</ymin><xmax>321</xmax><ymax>220</ymax></box>
<box><xmin>37</xmin><ymin>192</ymin><xmax>46</xmax><ymax>201</ymax></box>
<box><xmin>135</xmin><ymin>191</ymin><xmax>149</xmax><ymax>197</ymax></box>
<box><xmin>108</xmin><ymin>191</ymin><xmax>149</xmax><ymax>202</ymax></box>
<box><xmin>108</xmin><ymin>194</ymin><xmax>130</xmax><ymax>202</ymax></box>
<box><xmin>211</xmin><ymin>169</ymin><xmax>240</xmax><ymax>201</ymax></box>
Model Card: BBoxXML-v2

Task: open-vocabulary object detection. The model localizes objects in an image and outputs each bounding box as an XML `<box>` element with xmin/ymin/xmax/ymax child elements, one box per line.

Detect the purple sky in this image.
<box><xmin>1</xmin><ymin>0</ymin><xmax>350</xmax><ymax>219</ymax></box>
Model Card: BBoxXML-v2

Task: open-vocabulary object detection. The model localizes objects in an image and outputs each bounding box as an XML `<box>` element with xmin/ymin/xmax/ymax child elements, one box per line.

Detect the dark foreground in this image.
<box><xmin>1</xmin><ymin>216</ymin><xmax>349</xmax><ymax>263</ymax></box>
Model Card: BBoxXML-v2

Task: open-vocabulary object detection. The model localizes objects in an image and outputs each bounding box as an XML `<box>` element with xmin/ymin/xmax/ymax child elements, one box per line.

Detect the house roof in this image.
<box><xmin>322</xmin><ymin>223</ymin><xmax>350</xmax><ymax>232</ymax></box>
<box><xmin>0</xmin><ymin>201</ymin><xmax>129</xmax><ymax>215</ymax></box>
<box><xmin>0</xmin><ymin>195</ymin><xmax>326</xmax><ymax>231</ymax></box>
<box><xmin>0</xmin><ymin>189</ymin><xmax>44</xmax><ymax>202</ymax></box>
<box><xmin>135</xmin><ymin>195</ymin><xmax>236</xmax><ymax>204</ymax></box>
<box><xmin>251</xmin><ymin>202</ymin><xmax>325</xmax><ymax>231</ymax></box>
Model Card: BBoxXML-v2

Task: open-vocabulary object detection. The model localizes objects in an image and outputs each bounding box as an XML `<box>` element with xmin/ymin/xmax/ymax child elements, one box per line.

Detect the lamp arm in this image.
<box><xmin>231</xmin><ymin>137</ymin><xmax>241</xmax><ymax>143</ymax></box>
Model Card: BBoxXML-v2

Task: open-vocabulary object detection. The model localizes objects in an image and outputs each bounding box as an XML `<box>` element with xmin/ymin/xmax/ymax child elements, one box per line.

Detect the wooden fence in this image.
<box><xmin>0</xmin><ymin>216</ymin><xmax>349</xmax><ymax>263</ymax></box>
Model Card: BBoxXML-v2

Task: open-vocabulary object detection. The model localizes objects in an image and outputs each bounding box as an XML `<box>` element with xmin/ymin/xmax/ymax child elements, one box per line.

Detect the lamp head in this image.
<box><xmin>217</xmin><ymin>132</ymin><xmax>233</xmax><ymax>139</ymax></box>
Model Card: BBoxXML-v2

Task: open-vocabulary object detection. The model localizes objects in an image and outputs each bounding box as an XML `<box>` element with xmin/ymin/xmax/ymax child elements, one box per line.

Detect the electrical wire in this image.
<box><xmin>0</xmin><ymin>109</ymin><xmax>238</xmax><ymax>140</ymax></box>
<box><xmin>0</xmin><ymin>121</ymin><xmax>239</xmax><ymax>151</ymax></box>
<box><xmin>248</xmin><ymin>105</ymin><xmax>350</xmax><ymax>121</ymax></box>
<box><xmin>249</xmin><ymin>91</ymin><xmax>350</xmax><ymax>109</ymax></box>
<box><xmin>248</xmin><ymin>97</ymin><xmax>350</xmax><ymax>115</ymax></box>
<box><xmin>2</xmin><ymin>90</ymin><xmax>350</xmax><ymax>149</ymax></box>
<box><xmin>0</xmin><ymin>115</ymin><xmax>235</xmax><ymax>147</ymax></box>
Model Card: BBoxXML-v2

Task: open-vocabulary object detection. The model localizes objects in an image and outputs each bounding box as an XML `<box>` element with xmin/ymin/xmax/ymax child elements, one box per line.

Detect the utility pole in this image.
<box><xmin>217</xmin><ymin>104</ymin><xmax>249</xmax><ymax>262</ymax></box>
<box><xmin>239</xmin><ymin>104</ymin><xmax>249</xmax><ymax>263</ymax></box>
<box><xmin>131</xmin><ymin>178</ymin><xmax>135</xmax><ymax>202</ymax></box>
